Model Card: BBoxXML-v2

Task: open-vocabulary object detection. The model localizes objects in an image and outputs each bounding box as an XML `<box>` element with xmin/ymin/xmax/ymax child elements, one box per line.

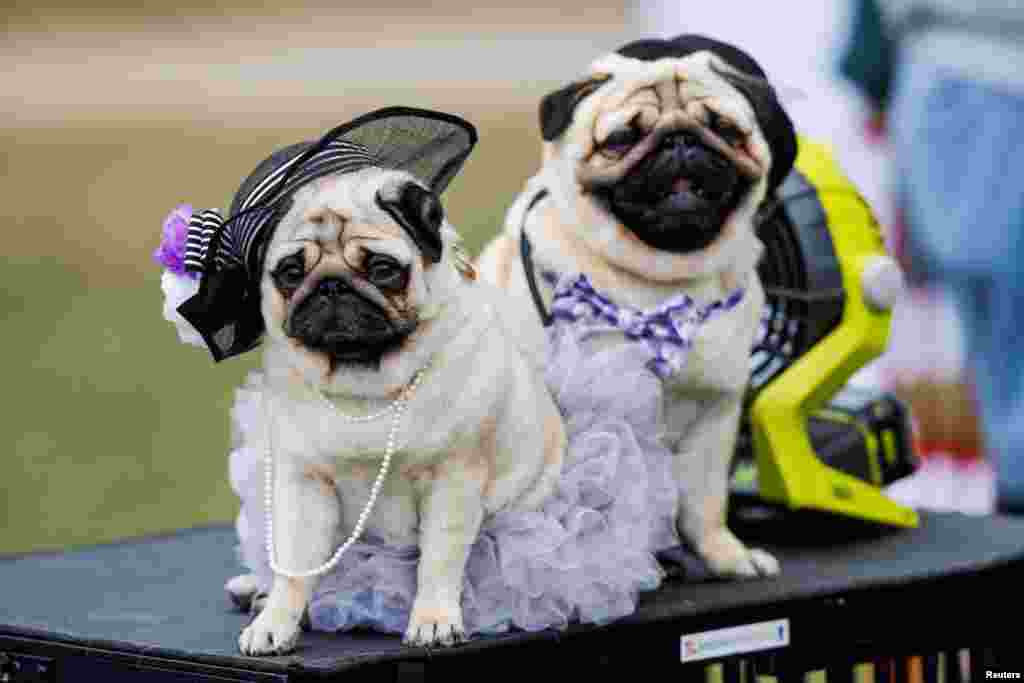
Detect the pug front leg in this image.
<box><xmin>671</xmin><ymin>393</ymin><xmax>779</xmax><ymax>579</ymax></box>
<box><xmin>404</xmin><ymin>457</ymin><xmax>486</xmax><ymax>648</ymax></box>
<box><xmin>239</xmin><ymin>461</ymin><xmax>340</xmax><ymax>656</ymax></box>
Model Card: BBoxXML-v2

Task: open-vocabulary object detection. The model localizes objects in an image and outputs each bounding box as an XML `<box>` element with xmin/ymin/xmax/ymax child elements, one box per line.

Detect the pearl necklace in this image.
<box><xmin>263</xmin><ymin>361</ymin><xmax>431</xmax><ymax>578</ymax></box>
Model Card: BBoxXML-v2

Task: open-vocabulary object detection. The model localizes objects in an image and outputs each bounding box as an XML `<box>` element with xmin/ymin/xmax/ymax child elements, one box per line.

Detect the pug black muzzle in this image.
<box><xmin>287</xmin><ymin>277</ymin><xmax>416</xmax><ymax>367</ymax></box>
<box><xmin>596</xmin><ymin>132</ymin><xmax>749</xmax><ymax>253</ymax></box>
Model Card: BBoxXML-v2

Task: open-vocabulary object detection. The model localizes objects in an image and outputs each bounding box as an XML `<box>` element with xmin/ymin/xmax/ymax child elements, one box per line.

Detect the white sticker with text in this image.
<box><xmin>680</xmin><ymin>618</ymin><xmax>790</xmax><ymax>663</ymax></box>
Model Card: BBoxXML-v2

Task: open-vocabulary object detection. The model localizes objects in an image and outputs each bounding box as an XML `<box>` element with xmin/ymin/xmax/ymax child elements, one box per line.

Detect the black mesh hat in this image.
<box><xmin>176</xmin><ymin>107</ymin><xmax>477</xmax><ymax>362</ymax></box>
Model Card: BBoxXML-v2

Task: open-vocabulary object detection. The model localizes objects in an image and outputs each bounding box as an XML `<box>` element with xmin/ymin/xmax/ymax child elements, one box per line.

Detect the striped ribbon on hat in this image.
<box><xmin>184</xmin><ymin>209</ymin><xmax>235</xmax><ymax>272</ymax></box>
<box><xmin>182</xmin><ymin>139</ymin><xmax>379</xmax><ymax>279</ymax></box>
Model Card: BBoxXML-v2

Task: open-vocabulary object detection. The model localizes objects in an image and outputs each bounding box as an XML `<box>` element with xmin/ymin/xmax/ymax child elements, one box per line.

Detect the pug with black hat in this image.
<box><xmin>478</xmin><ymin>35</ymin><xmax>798</xmax><ymax>579</ymax></box>
<box><xmin>156</xmin><ymin>108</ymin><xmax>567</xmax><ymax>654</ymax></box>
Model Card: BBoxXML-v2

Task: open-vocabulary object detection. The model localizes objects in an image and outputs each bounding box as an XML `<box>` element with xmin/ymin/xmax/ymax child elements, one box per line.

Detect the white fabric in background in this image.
<box><xmin>886</xmin><ymin>455</ymin><xmax>995</xmax><ymax>515</ymax></box>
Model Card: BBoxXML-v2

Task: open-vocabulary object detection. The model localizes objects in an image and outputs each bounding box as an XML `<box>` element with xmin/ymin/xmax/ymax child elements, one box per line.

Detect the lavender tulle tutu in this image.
<box><xmin>229</xmin><ymin>315</ymin><xmax>682</xmax><ymax>636</ymax></box>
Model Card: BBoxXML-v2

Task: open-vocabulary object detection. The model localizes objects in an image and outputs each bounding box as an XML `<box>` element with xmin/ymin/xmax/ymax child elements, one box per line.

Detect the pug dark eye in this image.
<box><xmin>272</xmin><ymin>253</ymin><xmax>305</xmax><ymax>292</ymax></box>
<box><xmin>365</xmin><ymin>253</ymin><xmax>409</xmax><ymax>291</ymax></box>
<box><xmin>707</xmin><ymin>109</ymin><xmax>745</xmax><ymax>146</ymax></box>
<box><xmin>600</xmin><ymin>125</ymin><xmax>644</xmax><ymax>158</ymax></box>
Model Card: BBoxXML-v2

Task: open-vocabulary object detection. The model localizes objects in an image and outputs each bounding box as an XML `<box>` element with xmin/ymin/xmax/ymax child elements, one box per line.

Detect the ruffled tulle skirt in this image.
<box><xmin>229</xmin><ymin>325</ymin><xmax>680</xmax><ymax>635</ymax></box>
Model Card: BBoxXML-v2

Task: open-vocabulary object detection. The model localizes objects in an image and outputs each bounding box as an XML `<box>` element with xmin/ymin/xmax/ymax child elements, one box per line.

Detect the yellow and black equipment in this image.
<box><xmin>731</xmin><ymin>136</ymin><xmax>920</xmax><ymax>528</ymax></box>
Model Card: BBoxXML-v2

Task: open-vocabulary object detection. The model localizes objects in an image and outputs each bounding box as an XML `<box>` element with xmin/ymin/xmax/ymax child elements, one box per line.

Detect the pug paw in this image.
<box><xmin>238</xmin><ymin>607</ymin><xmax>301</xmax><ymax>656</ymax></box>
<box><xmin>403</xmin><ymin>603</ymin><xmax>466</xmax><ymax>648</ymax></box>
<box><xmin>698</xmin><ymin>528</ymin><xmax>779</xmax><ymax>579</ymax></box>
<box><xmin>233</xmin><ymin>589</ymin><xmax>311</xmax><ymax>631</ymax></box>
<box><xmin>746</xmin><ymin>547</ymin><xmax>781</xmax><ymax>576</ymax></box>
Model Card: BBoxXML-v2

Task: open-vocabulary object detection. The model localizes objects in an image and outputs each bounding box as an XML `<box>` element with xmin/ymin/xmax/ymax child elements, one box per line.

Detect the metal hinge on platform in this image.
<box><xmin>0</xmin><ymin>652</ymin><xmax>55</xmax><ymax>682</ymax></box>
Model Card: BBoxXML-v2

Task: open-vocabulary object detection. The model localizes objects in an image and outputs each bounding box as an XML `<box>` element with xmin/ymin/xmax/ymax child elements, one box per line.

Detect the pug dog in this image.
<box><xmin>195</xmin><ymin>124</ymin><xmax>566</xmax><ymax>655</ymax></box>
<box><xmin>477</xmin><ymin>35</ymin><xmax>797</xmax><ymax>579</ymax></box>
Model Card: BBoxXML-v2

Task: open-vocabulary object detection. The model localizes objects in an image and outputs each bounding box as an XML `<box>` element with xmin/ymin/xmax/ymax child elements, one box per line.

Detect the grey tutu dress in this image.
<box><xmin>229</xmin><ymin>271</ymin><xmax>744</xmax><ymax>636</ymax></box>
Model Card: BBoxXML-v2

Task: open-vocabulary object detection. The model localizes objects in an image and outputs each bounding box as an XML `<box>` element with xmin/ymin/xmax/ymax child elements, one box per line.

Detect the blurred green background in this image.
<box><xmin>0</xmin><ymin>1</ymin><xmax>640</xmax><ymax>554</ymax></box>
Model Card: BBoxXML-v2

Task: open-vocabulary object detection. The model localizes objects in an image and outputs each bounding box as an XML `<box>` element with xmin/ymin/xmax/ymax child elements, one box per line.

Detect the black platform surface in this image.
<box><xmin>2</xmin><ymin>510</ymin><xmax>1023</xmax><ymax>680</ymax></box>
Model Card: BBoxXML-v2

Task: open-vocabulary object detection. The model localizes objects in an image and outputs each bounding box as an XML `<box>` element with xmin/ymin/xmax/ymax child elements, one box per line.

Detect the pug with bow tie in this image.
<box><xmin>477</xmin><ymin>36</ymin><xmax>798</xmax><ymax>579</ymax></box>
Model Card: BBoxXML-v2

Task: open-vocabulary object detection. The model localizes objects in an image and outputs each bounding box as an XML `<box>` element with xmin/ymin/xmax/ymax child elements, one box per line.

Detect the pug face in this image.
<box><xmin>539</xmin><ymin>50</ymin><xmax>781</xmax><ymax>281</ymax></box>
<box><xmin>259</xmin><ymin>167</ymin><xmax>461</xmax><ymax>394</ymax></box>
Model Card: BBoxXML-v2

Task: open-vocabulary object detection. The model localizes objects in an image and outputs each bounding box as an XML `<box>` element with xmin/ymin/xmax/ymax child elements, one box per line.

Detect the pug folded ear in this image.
<box><xmin>375</xmin><ymin>182</ymin><xmax>445</xmax><ymax>263</ymax></box>
<box><xmin>539</xmin><ymin>74</ymin><xmax>611</xmax><ymax>142</ymax></box>
<box><xmin>708</xmin><ymin>62</ymin><xmax>796</xmax><ymax>193</ymax></box>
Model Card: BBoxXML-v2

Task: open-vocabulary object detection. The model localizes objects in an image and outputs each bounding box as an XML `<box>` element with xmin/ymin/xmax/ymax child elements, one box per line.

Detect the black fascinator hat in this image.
<box><xmin>175</xmin><ymin>107</ymin><xmax>477</xmax><ymax>362</ymax></box>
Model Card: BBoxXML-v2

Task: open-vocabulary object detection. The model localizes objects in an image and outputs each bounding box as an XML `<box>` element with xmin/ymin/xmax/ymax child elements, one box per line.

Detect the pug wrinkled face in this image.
<box><xmin>540</xmin><ymin>50</ymin><xmax>776</xmax><ymax>279</ymax></box>
<box><xmin>259</xmin><ymin>167</ymin><xmax>449</xmax><ymax>391</ymax></box>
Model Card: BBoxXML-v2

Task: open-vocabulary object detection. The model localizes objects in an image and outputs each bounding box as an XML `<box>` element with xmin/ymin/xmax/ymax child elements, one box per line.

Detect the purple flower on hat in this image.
<box><xmin>153</xmin><ymin>203</ymin><xmax>197</xmax><ymax>278</ymax></box>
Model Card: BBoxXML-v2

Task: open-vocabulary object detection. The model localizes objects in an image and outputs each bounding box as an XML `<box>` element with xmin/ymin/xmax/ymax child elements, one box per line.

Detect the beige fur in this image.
<box><xmin>234</xmin><ymin>167</ymin><xmax>565</xmax><ymax>655</ymax></box>
<box><xmin>477</xmin><ymin>50</ymin><xmax>780</xmax><ymax>580</ymax></box>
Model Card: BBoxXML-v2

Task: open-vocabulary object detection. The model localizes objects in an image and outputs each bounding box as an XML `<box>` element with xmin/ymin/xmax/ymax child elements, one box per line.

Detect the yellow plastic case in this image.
<box><xmin>746</xmin><ymin>137</ymin><xmax>919</xmax><ymax>528</ymax></box>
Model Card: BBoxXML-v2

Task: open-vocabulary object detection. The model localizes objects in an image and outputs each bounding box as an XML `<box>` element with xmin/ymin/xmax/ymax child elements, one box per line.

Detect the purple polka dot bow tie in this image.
<box><xmin>547</xmin><ymin>272</ymin><xmax>745</xmax><ymax>379</ymax></box>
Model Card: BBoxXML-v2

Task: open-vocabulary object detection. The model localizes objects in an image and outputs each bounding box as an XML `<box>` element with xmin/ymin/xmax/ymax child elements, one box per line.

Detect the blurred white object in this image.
<box><xmin>861</xmin><ymin>254</ymin><xmax>905</xmax><ymax>311</ymax></box>
<box><xmin>885</xmin><ymin>454</ymin><xmax>995</xmax><ymax>515</ymax></box>
<box><xmin>160</xmin><ymin>270</ymin><xmax>205</xmax><ymax>349</ymax></box>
